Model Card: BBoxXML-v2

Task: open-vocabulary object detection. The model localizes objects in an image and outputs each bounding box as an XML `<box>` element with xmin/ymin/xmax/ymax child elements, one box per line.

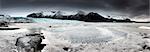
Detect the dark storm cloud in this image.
<box><xmin>0</xmin><ymin>0</ymin><xmax>2</xmax><ymax>13</ymax></box>
<box><xmin>1</xmin><ymin>0</ymin><xmax>150</xmax><ymax>17</ymax></box>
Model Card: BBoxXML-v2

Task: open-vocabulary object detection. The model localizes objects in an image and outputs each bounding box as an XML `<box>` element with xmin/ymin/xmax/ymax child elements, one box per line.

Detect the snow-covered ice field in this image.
<box><xmin>0</xmin><ymin>18</ymin><xmax>150</xmax><ymax>52</ymax></box>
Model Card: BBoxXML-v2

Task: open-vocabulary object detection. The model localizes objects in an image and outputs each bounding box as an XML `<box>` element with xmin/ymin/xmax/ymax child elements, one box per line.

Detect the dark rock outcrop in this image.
<box><xmin>0</xmin><ymin>21</ymin><xmax>9</xmax><ymax>27</ymax></box>
<box><xmin>15</xmin><ymin>33</ymin><xmax>45</xmax><ymax>52</ymax></box>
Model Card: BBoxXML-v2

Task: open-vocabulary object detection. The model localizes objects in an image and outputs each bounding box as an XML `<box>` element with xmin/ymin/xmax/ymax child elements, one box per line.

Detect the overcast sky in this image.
<box><xmin>0</xmin><ymin>0</ymin><xmax>149</xmax><ymax>18</ymax></box>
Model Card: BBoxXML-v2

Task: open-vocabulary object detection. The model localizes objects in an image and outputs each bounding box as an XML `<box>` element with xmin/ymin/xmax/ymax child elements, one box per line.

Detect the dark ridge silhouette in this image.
<box><xmin>84</xmin><ymin>12</ymin><xmax>109</xmax><ymax>22</ymax></box>
<box><xmin>0</xmin><ymin>15</ymin><xmax>4</xmax><ymax>17</ymax></box>
<box><xmin>27</xmin><ymin>13</ymin><xmax>44</xmax><ymax>18</ymax></box>
<box><xmin>27</xmin><ymin>11</ymin><xmax>149</xmax><ymax>23</ymax></box>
